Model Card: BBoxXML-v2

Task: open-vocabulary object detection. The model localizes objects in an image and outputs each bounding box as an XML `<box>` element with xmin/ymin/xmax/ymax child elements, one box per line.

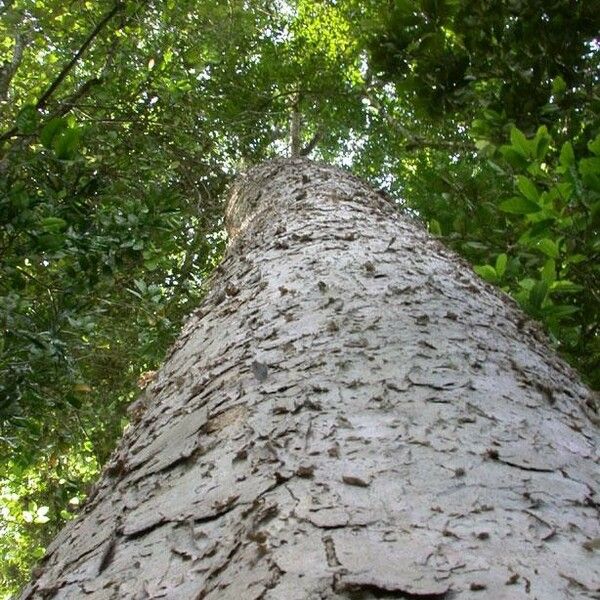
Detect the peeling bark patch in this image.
<box><xmin>334</xmin><ymin>577</ymin><xmax>450</xmax><ymax>599</ymax></box>
<box><xmin>252</xmin><ymin>360</ymin><xmax>269</xmax><ymax>382</ymax></box>
<box><xmin>204</xmin><ymin>405</ymin><xmax>248</xmax><ymax>434</ymax></box>
<box><xmin>323</xmin><ymin>535</ymin><xmax>341</xmax><ymax>567</ymax></box>
<box><xmin>97</xmin><ymin>531</ymin><xmax>119</xmax><ymax>574</ymax></box>
<box><xmin>342</xmin><ymin>474</ymin><xmax>371</xmax><ymax>487</ymax></box>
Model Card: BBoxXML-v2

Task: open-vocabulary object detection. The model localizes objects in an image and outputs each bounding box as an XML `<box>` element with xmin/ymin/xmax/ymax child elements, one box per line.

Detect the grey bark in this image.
<box><xmin>21</xmin><ymin>159</ymin><xmax>599</xmax><ymax>599</ymax></box>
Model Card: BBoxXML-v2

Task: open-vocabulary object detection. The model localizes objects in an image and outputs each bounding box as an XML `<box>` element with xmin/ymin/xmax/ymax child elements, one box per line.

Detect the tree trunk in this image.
<box><xmin>22</xmin><ymin>159</ymin><xmax>599</xmax><ymax>599</ymax></box>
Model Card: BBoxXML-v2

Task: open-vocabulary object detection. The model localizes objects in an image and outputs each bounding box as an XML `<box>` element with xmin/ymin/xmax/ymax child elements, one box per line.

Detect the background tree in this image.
<box><xmin>0</xmin><ymin>0</ymin><xmax>598</xmax><ymax>594</ymax></box>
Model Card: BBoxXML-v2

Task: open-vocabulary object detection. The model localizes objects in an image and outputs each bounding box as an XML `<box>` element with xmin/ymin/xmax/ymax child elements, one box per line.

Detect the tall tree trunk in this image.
<box><xmin>22</xmin><ymin>159</ymin><xmax>599</xmax><ymax>599</ymax></box>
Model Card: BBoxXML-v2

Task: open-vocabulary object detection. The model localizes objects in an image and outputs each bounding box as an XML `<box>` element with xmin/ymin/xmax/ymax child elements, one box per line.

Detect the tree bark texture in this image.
<box><xmin>22</xmin><ymin>159</ymin><xmax>599</xmax><ymax>599</ymax></box>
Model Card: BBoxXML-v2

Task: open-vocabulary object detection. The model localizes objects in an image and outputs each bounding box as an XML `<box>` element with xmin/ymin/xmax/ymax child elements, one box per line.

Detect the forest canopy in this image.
<box><xmin>0</xmin><ymin>0</ymin><xmax>598</xmax><ymax>594</ymax></box>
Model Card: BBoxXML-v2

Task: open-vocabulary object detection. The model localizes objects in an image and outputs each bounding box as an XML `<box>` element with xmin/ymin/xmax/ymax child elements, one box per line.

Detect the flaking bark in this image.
<box><xmin>21</xmin><ymin>159</ymin><xmax>599</xmax><ymax>599</ymax></box>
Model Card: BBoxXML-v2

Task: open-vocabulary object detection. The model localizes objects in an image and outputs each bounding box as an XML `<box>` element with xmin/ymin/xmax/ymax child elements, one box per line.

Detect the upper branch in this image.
<box><xmin>0</xmin><ymin>2</ymin><xmax>123</xmax><ymax>144</ymax></box>
<box><xmin>35</xmin><ymin>2</ymin><xmax>123</xmax><ymax>111</ymax></box>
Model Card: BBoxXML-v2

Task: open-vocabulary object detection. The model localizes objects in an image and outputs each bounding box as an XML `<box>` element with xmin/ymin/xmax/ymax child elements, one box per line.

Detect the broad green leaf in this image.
<box><xmin>526</xmin><ymin>161</ymin><xmax>545</xmax><ymax>178</ymax></box>
<box><xmin>551</xmin><ymin>75</ymin><xmax>566</xmax><ymax>96</ymax></box>
<box><xmin>552</xmin><ymin>182</ymin><xmax>573</xmax><ymax>202</ymax></box>
<box><xmin>499</xmin><ymin>196</ymin><xmax>540</xmax><ymax>214</ymax></box>
<box><xmin>510</xmin><ymin>127</ymin><xmax>531</xmax><ymax>158</ymax></box>
<box><xmin>53</xmin><ymin>128</ymin><xmax>81</xmax><ymax>160</ymax></box>
<box><xmin>541</xmin><ymin>259</ymin><xmax>556</xmax><ymax>284</ymax></box>
<box><xmin>536</xmin><ymin>238</ymin><xmax>559</xmax><ymax>258</ymax></box>
<box><xmin>144</xmin><ymin>258</ymin><xmax>159</xmax><ymax>270</ymax></box>
<box><xmin>40</xmin><ymin>118</ymin><xmax>68</xmax><ymax>148</ymax></box>
<box><xmin>559</xmin><ymin>142</ymin><xmax>575</xmax><ymax>168</ymax></box>
<box><xmin>583</xmin><ymin>174</ymin><xmax>600</xmax><ymax>193</ymax></box>
<box><xmin>579</xmin><ymin>157</ymin><xmax>600</xmax><ymax>177</ymax></box>
<box><xmin>516</xmin><ymin>175</ymin><xmax>539</xmax><ymax>203</ymax></box>
<box><xmin>529</xmin><ymin>280</ymin><xmax>548</xmax><ymax>309</ymax></box>
<box><xmin>588</xmin><ymin>133</ymin><xmax>600</xmax><ymax>156</ymax></box>
<box><xmin>40</xmin><ymin>217</ymin><xmax>67</xmax><ymax>233</ymax></box>
<box><xmin>474</xmin><ymin>264</ymin><xmax>497</xmax><ymax>283</ymax></box>
<box><xmin>428</xmin><ymin>219</ymin><xmax>442</xmax><ymax>235</ymax></box>
<box><xmin>499</xmin><ymin>145</ymin><xmax>529</xmax><ymax>169</ymax></box>
<box><xmin>542</xmin><ymin>305</ymin><xmax>579</xmax><ymax>318</ymax></box>
<box><xmin>565</xmin><ymin>254</ymin><xmax>587</xmax><ymax>264</ymax></box>
<box><xmin>533</xmin><ymin>126</ymin><xmax>550</xmax><ymax>160</ymax></box>
<box><xmin>495</xmin><ymin>253</ymin><xmax>507</xmax><ymax>278</ymax></box>
<box><xmin>550</xmin><ymin>280</ymin><xmax>583</xmax><ymax>294</ymax></box>
<box><xmin>527</xmin><ymin>219</ymin><xmax>555</xmax><ymax>237</ymax></box>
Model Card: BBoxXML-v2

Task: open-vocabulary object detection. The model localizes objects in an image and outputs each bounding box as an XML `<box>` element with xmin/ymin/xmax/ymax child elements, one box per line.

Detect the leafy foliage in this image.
<box><xmin>0</xmin><ymin>0</ymin><xmax>598</xmax><ymax>595</ymax></box>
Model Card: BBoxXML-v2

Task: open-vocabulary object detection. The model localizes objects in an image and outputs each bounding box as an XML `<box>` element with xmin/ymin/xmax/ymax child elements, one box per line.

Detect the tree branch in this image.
<box><xmin>0</xmin><ymin>3</ymin><xmax>122</xmax><ymax>144</ymax></box>
<box><xmin>362</xmin><ymin>82</ymin><xmax>474</xmax><ymax>153</ymax></box>
<box><xmin>300</xmin><ymin>129</ymin><xmax>322</xmax><ymax>156</ymax></box>
<box><xmin>52</xmin><ymin>77</ymin><xmax>103</xmax><ymax>118</ymax></box>
<box><xmin>35</xmin><ymin>2</ymin><xmax>122</xmax><ymax>111</ymax></box>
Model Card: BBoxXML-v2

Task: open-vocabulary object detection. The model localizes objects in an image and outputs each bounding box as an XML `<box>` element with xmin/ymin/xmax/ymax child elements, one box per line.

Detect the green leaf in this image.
<box><xmin>53</xmin><ymin>127</ymin><xmax>81</xmax><ymax>160</ymax></box>
<box><xmin>565</xmin><ymin>254</ymin><xmax>587</xmax><ymax>265</ymax></box>
<box><xmin>40</xmin><ymin>118</ymin><xmax>68</xmax><ymax>148</ymax></box>
<box><xmin>588</xmin><ymin>133</ymin><xmax>600</xmax><ymax>156</ymax></box>
<box><xmin>536</xmin><ymin>238</ymin><xmax>559</xmax><ymax>258</ymax></box>
<box><xmin>499</xmin><ymin>196</ymin><xmax>540</xmax><ymax>214</ymax></box>
<box><xmin>474</xmin><ymin>264</ymin><xmax>498</xmax><ymax>283</ymax></box>
<box><xmin>584</xmin><ymin>173</ymin><xmax>600</xmax><ymax>194</ymax></box>
<box><xmin>553</xmin><ymin>182</ymin><xmax>573</xmax><ymax>202</ymax></box>
<box><xmin>550</xmin><ymin>280</ymin><xmax>583</xmax><ymax>294</ymax></box>
<box><xmin>10</xmin><ymin>186</ymin><xmax>30</xmax><ymax>210</ymax></box>
<box><xmin>499</xmin><ymin>145</ymin><xmax>529</xmax><ymax>169</ymax></box>
<box><xmin>541</xmin><ymin>259</ymin><xmax>556</xmax><ymax>284</ymax></box>
<box><xmin>510</xmin><ymin>127</ymin><xmax>531</xmax><ymax>158</ymax></box>
<box><xmin>527</xmin><ymin>219</ymin><xmax>555</xmax><ymax>238</ymax></box>
<box><xmin>428</xmin><ymin>218</ymin><xmax>442</xmax><ymax>236</ymax></box>
<box><xmin>579</xmin><ymin>157</ymin><xmax>600</xmax><ymax>177</ymax></box>
<box><xmin>542</xmin><ymin>304</ymin><xmax>579</xmax><ymax>318</ymax></box>
<box><xmin>551</xmin><ymin>75</ymin><xmax>566</xmax><ymax>96</ymax></box>
<box><xmin>516</xmin><ymin>175</ymin><xmax>539</xmax><ymax>203</ymax></box>
<box><xmin>559</xmin><ymin>142</ymin><xmax>575</xmax><ymax>168</ymax></box>
<box><xmin>40</xmin><ymin>217</ymin><xmax>67</xmax><ymax>233</ymax></box>
<box><xmin>529</xmin><ymin>280</ymin><xmax>548</xmax><ymax>309</ymax></box>
<box><xmin>495</xmin><ymin>253</ymin><xmax>507</xmax><ymax>278</ymax></box>
<box><xmin>144</xmin><ymin>258</ymin><xmax>159</xmax><ymax>270</ymax></box>
<box><xmin>16</xmin><ymin>105</ymin><xmax>39</xmax><ymax>134</ymax></box>
<box><xmin>533</xmin><ymin>126</ymin><xmax>550</xmax><ymax>160</ymax></box>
